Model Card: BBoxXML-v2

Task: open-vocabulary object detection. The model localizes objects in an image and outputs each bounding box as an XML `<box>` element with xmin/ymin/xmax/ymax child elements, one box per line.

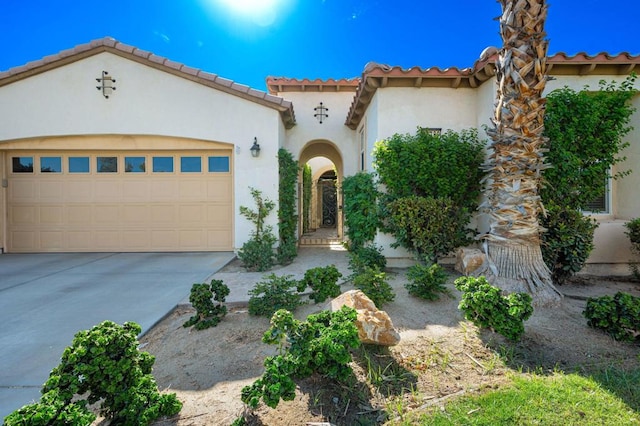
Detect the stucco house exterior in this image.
<box><xmin>1</xmin><ymin>37</ymin><xmax>638</xmax><ymax>274</ymax></box>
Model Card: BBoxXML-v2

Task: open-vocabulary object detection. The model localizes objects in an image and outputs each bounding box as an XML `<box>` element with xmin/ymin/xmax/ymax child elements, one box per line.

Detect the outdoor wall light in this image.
<box><xmin>250</xmin><ymin>137</ymin><xmax>261</xmax><ymax>158</ymax></box>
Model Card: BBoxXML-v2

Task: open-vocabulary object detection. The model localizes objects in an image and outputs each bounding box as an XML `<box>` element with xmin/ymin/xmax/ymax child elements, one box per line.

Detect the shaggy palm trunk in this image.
<box><xmin>482</xmin><ymin>0</ymin><xmax>562</xmax><ymax>306</ymax></box>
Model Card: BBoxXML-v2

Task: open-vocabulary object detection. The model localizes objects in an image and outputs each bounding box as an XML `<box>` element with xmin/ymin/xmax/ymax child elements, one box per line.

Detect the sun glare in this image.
<box><xmin>215</xmin><ymin>0</ymin><xmax>284</xmax><ymax>26</ymax></box>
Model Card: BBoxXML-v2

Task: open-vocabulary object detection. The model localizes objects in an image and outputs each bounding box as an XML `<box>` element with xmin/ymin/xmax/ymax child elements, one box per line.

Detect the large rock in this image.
<box><xmin>328</xmin><ymin>290</ymin><xmax>401</xmax><ymax>346</ymax></box>
<box><xmin>455</xmin><ymin>247</ymin><xmax>487</xmax><ymax>276</ymax></box>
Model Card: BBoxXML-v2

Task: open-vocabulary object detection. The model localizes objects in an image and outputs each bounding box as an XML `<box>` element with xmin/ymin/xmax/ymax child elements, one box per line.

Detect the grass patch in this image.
<box><xmin>393</xmin><ymin>373</ymin><xmax>639</xmax><ymax>425</ymax></box>
<box><xmin>591</xmin><ymin>365</ymin><xmax>640</xmax><ymax>412</ymax></box>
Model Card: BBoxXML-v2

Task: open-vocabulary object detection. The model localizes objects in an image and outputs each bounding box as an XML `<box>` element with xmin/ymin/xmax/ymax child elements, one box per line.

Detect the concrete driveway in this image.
<box><xmin>0</xmin><ymin>251</ymin><xmax>235</xmax><ymax>420</ymax></box>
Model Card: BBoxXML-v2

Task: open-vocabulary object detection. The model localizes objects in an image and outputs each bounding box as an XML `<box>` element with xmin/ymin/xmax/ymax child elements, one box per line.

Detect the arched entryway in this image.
<box><xmin>298</xmin><ymin>140</ymin><xmax>344</xmax><ymax>247</ymax></box>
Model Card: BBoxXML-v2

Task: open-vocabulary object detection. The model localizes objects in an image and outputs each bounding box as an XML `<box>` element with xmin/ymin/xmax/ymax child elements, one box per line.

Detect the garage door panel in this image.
<box><xmin>122</xmin><ymin>231</ymin><xmax>150</xmax><ymax>249</ymax></box>
<box><xmin>65</xmin><ymin>181</ymin><xmax>93</xmax><ymax>201</ymax></box>
<box><xmin>41</xmin><ymin>231</ymin><xmax>64</xmax><ymax>249</ymax></box>
<box><xmin>68</xmin><ymin>206</ymin><xmax>92</xmax><ymax>224</ymax></box>
<box><xmin>94</xmin><ymin>205</ymin><xmax>121</xmax><ymax>225</ymax></box>
<box><xmin>122</xmin><ymin>205</ymin><xmax>149</xmax><ymax>223</ymax></box>
<box><xmin>151</xmin><ymin>230</ymin><xmax>178</xmax><ymax>248</ymax></box>
<box><xmin>94</xmin><ymin>181</ymin><xmax>123</xmax><ymax>201</ymax></box>
<box><xmin>7</xmin><ymin>149</ymin><xmax>233</xmax><ymax>252</ymax></box>
<box><xmin>151</xmin><ymin>180</ymin><xmax>178</xmax><ymax>200</ymax></box>
<box><xmin>123</xmin><ymin>181</ymin><xmax>150</xmax><ymax>200</ymax></box>
<box><xmin>9</xmin><ymin>180</ymin><xmax>36</xmax><ymax>201</ymax></box>
<box><xmin>68</xmin><ymin>231</ymin><xmax>92</xmax><ymax>249</ymax></box>
<box><xmin>39</xmin><ymin>180</ymin><xmax>64</xmax><ymax>200</ymax></box>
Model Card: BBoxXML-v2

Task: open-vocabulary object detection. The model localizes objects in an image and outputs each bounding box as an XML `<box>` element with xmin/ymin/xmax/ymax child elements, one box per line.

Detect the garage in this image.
<box><xmin>6</xmin><ymin>143</ymin><xmax>233</xmax><ymax>253</ymax></box>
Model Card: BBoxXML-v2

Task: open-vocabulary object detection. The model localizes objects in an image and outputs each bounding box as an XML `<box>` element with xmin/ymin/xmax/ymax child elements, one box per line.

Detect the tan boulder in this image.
<box><xmin>455</xmin><ymin>247</ymin><xmax>487</xmax><ymax>275</ymax></box>
<box><xmin>328</xmin><ymin>290</ymin><xmax>400</xmax><ymax>346</ymax></box>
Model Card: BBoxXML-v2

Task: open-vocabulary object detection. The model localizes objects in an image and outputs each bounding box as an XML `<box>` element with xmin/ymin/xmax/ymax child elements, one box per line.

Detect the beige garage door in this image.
<box><xmin>7</xmin><ymin>150</ymin><xmax>233</xmax><ymax>252</ymax></box>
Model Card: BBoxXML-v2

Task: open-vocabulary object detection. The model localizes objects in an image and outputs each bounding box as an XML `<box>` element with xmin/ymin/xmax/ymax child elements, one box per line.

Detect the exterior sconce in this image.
<box><xmin>314</xmin><ymin>102</ymin><xmax>329</xmax><ymax>124</ymax></box>
<box><xmin>96</xmin><ymin>71</ymin><xmax>116</xmax><ymax>98</ymax></box>
<box><xmin>250</xmin><ymin>137</ymin><xmax>261</xmax><ymax>158</ymax></box>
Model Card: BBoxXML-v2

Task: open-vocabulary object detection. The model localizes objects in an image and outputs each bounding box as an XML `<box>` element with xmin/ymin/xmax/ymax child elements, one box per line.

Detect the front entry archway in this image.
<box><xmin>298</xmin><ymin>140</ymin><xmax>344</xmax><ymax>246</ymax></box>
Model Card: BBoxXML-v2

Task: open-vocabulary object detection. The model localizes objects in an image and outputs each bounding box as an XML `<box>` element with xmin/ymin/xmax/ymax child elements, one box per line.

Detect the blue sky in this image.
<box><xmin>2</xmin><ymin>0</ymin><xmax>638</xmax><ymax>90</ymax></box>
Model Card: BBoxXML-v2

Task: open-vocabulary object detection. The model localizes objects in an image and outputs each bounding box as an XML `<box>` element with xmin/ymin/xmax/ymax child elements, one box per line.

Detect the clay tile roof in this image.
<box><xmin>0</xmin><ymin>36</ymin><xmax>296</xmax><ymax>129</ymax></box>
<box><xmin>345</xmin><ymin>49</ymin><xmax>640</xmax><ymax>129</ymax></box>
<box><xmin>266</xmin><ymin>76</ymin><xmax>360</xmax><ymax>94</ymax></box>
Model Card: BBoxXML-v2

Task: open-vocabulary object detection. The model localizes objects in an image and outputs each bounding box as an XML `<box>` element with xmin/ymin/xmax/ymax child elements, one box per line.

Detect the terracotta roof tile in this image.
<box><xmin>0</xmin><ymin>36</ymin><xmax>296</xmax><ymax>128</ymax></box>
<box><xmin>266</xmin><ymin>77</ymin><xmax>359</xmax><ymax>94</ymax></box>
<box><xmin>345</xmin><ymin>49</ymin><xmax>639</xmax><ymax>129</ymax></box>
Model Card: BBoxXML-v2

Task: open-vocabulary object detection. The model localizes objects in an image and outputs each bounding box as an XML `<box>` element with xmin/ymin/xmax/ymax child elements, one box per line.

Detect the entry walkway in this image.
<box><xmin>0</xmin><ymin>252</ymin><xmax>235</xmax><ymax>420</ymax></box>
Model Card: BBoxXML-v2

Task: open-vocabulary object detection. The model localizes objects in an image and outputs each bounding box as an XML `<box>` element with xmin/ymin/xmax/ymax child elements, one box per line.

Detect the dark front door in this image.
<box><xmin>321</xmin><ymin>181</ymin><xmax>337</xmax><ymax>227</ymax></box>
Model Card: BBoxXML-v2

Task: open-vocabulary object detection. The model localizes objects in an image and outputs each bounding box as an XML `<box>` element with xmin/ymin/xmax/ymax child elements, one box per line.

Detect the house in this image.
<box><xmin>1</xmin><ymin>37</ymin><xmax>638</xmax><ymax>274</ymax></box>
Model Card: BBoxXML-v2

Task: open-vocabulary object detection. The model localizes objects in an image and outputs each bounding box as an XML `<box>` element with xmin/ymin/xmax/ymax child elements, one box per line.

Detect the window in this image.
<box><xmin>153</xmin><ymin>156</ymin><xmax>174</xmax><ymax>173</ymax></box>
<box><xmin>97</xmin><ymin>157</ymin><xmax>118</xmax><ymax>173</ymax></box>
<box><xmin>181</xmin><ymin>156</ymin><xmax>202</xmax><ymax>173</ymax></box>
<box><xmin>69</xmin><ymin>157</ymin><xmax>90</xmax><ymax>173</ymax></box>
<box><xmin>358</xmin><ymin>126</ymin><xmax>366</xmax><ymax>171</ymax></box>
<box><xmin>419</xmin><ymin>127</ymin><xmax>442</xmax><ymax>136</ymax></box>
<box><xmin>584</xmin><ymin>176</ymin><xmax>610</xmax><ymax>214</ymax></box>
<box><xmin>12</xmin><ymin>157</ymin><xmax>33</xmax><ymax>173</ymax></box>
<box><xmin>125</xmin><ymin>156</ymin><xmax>146</xmax><ymax>173</ymax></box>
<box><xmin>40</xmin><ymin>157</ymin><xmax>62</xmax><ymax>173</ymax></box>
<box><xmin>208</xmin><ymin>156</ymin><xmax>230</xmax><ymax>173</ymax></box>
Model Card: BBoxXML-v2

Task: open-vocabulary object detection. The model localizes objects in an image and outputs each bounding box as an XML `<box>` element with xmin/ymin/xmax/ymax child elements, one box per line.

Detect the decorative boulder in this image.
<box><xmin>455</xmin><ymin>247</ymin><xmax>487</xmax><ymax>276</ymax></box>
<box><xmin>328</xmin><ymin>290</ymin><xmax>400</xmax><ymax>346</ymax></box>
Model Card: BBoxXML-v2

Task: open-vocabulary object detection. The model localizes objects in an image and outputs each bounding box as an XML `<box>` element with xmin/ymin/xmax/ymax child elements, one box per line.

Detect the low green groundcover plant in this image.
<box><xmin>248</xmin><ymin>274</ymin><xmax>303</xmax><ymax>317</ymax></box>
<box><xmin>353</xmin><ymin>266</ymin><xmax>395</xmax><ymax>308</ymax></box>
<box><xmin>4</xmin><ymin>321</ymin><xmax>181</xmax><ymax>426</ymax></box>
<box><xmin>405</xmin><ymin>263</ymin><xmax>450</xmax><ymax>300</ymax></box>
<box><xmin>584</xmin><ymin>292</ymin><xmax>640</xmax><ymax>342</ymax></box>
<box><xmin>241</xmin><ymin>307</ymin><xmax>360</xmax><ymax>410</ymax></box>
<box><xmin>400</xmin><ymin>373</ymin><xmax>639</xmax><ymax>425</ymax></box>
<box><xmin>183</xmin><ymin>279</ymin><xmax>230</xmax><ymax>330</ymax></box>
<box><xmin>296</xmin><ymin>264</ymin><xmax>343</xmax><ymax>303</ymax></box>
<box><xmin>454</xmin><ymin>276</ymin><xmax>533</xmax><ymax>342</ymax></box>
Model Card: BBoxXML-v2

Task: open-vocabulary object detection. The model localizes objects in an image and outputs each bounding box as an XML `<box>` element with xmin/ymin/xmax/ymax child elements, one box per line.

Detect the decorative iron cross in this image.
<box><xmin>314</xmin><ymin>102</ymin><xmax>329</xmax><ymax>124</ymax></box>
<box><xmin>96</xmin><ymin>71</ymin><xmax>116</xmax><ymax>98</ymax></box>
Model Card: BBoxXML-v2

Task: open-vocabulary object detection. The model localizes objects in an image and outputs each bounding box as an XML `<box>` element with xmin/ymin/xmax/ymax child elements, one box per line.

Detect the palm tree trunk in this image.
<box><xmin>482</xmin><ymin>0</ymin><xmax>562</xmax><ymax>306</ymax></box>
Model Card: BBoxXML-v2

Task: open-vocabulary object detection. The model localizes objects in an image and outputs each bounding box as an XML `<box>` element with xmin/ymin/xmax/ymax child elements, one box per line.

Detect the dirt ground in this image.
<box><xmin>138</xmin><ymin>256</ymin><xmax>640</xmax><ymax>426</ymax></box>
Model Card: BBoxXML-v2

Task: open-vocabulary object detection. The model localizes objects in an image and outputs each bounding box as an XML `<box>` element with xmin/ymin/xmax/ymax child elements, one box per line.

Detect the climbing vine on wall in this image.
<box><xmin>278</xmin><ymin>148</ymin><xmax>300</xmax><ymax>265</ymax></box>
<box><xmin>303</xmin><ymin>164</ymin><xmax>312</xmax><ymax>234</ymax></box>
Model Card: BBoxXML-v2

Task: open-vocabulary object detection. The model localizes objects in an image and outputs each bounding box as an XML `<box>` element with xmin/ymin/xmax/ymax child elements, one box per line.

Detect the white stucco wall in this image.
<box><xmin>0</xmin><ymin>52</ymin><xmax>284</xmax><ymax>250</ymax></box>
<box><xmin>281</xmin><ymin>91</ymin><xmax>358</xmax><ymax>176</ymax></box>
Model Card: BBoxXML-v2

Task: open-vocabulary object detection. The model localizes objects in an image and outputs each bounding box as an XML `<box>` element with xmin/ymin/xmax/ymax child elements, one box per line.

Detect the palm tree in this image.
<box><xmin>482</xmin><ymin>0</ymin><xmax>562</xmax><ymax>306</ymax></box>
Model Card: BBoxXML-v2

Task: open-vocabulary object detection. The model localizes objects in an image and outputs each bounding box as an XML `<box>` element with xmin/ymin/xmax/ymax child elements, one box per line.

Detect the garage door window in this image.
<box><xmin>97</xmin><ymin>157</ymin><xmax>118</xmax><ymax>173</ymax></box>
<box><xmin>125</xmin><ymin>156</ymin><xmax>146</xmax><ymax>173</ymax></box>
<box><xmin>208</xmin><ymin>156</ymin><xmax>230</xmax><ymax>173</ymax></box>
<box><xmin>12</xmin><ymin>157</ymin><xmax>34</xmax><ymax>173</ymax></box>
<box><xmin>181</xmin><ymin>156</ymin><xmax>201</xmax><ymax>173</ymax></box>
<box><xmin>153</xmin><ymin>156</ymin><xmax>174</xmax><ymax>173</ymax></box>
<box><xmin>41</xmin><ymin>157</ymin><xmax>62</xmax><ymax>173</ymax></box>
<box><xmin>69</xmin><ymin>157</ymin><xmax>90</xmax><ymax>173</ymax></box>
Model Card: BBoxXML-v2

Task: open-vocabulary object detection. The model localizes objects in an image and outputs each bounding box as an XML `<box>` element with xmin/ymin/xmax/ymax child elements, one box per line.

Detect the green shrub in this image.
<box><xmin>584</xmin><ymin>292</ymin><xmax>640</xmax><ymax>342</ymax></box>
<box><xmin>241</xmin><ymin>307</ymin><xmax>360</xmax><ymax>410</ymax></box>
<box><xmin>342</xmin><ymin>172</ymin><xmax>380</xmax><ymax>249</ymax></box>
<box><xmin>297</xmin><ymin>265</ymin><xmax>343</xmax><ymax>303</ymax></box>
<box><xmin>302</xmin><ymin>164</ymin><xmax>312</xmax><ymax>234</ymax></box>
<box><xmin>248</xmin><ymin>274</ymin><xmax>303</xmax><ymax>317</ymax></box>
<box><xmin>386</xmin><ymin>196</ymin><xmax>474</xmax><ymax>264</ymax></box>
<box><xmin>374</xmin><ymin>128</ymin><xmax>485</xmax><ymax>210</ymax></box>
<box><xmin>625</xmin><ymin>218</ymin><xmax>640</xmax><ymax>280</ymax></box>
<box><xmin>405</xmin><ymin>263</ymin><xmax>450</xmax><ymax>300</ymax></box>
<box><xmin>353</xmin><ymin>266</ymin><xmax>395</xmax><ymax>308</ymax></box>
<box><xmin>183</xmin><ymin>279</ymin><xmax>230</xmax><ymax>330</ymax></box>
<box><xmin>5</xmin><ymin>321</ymin><xmax>182</xmax><ymax>426</ymax></box>
<box><xmin>541</xmin><ymin>202</ymin><xmax>598</xmax><ymax>284</ymax></box>
<box><xmin>455</xmin><ymin>276</ymin><xmax>534</xmax><ymax>342</ymax></box>
<box><xmin>4</xmin><ymin>388</ymin><xmax>96</xmax><ymax>426</ymax></box>
<box><xmin>239</xmin><ymin>187</ymin><xmax>277</xmax><ymax>271</ymax></box>
<box><xmin>348</xmin><ymin>244</ymin><xmax>387</xmax><ymax>276</ymax></box>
